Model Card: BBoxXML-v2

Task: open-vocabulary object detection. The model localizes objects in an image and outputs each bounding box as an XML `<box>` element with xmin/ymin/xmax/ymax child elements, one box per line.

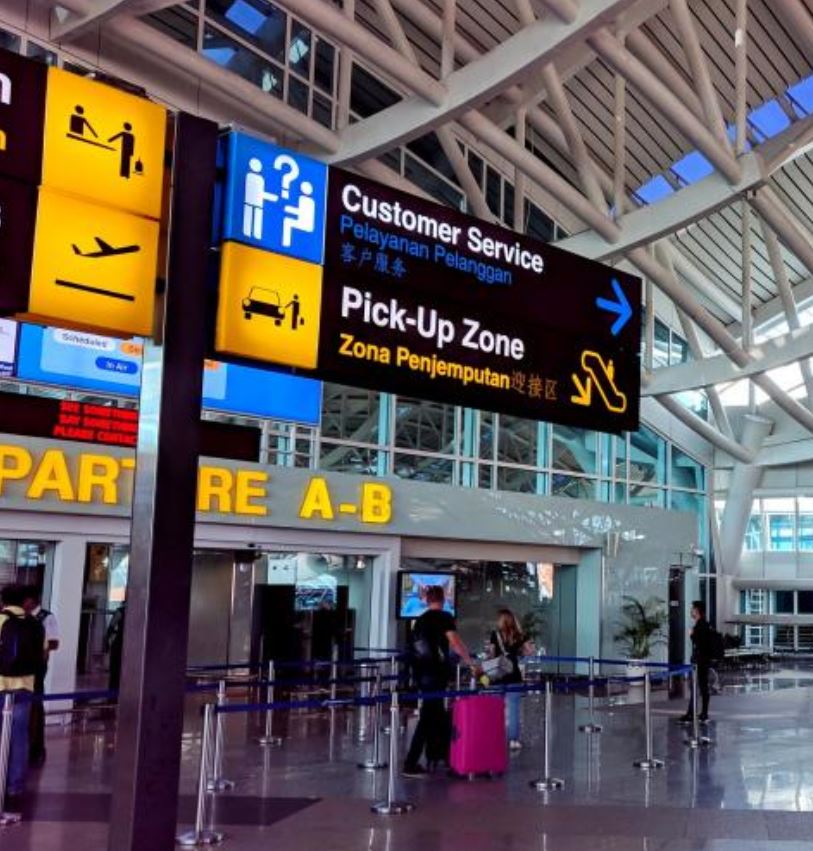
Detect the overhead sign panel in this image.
<box><xmin>216</xmin><ymin>241</ymin><xmax>323</xmax><ymax>369</ymax></box>
<box><xmin>0</xmin><ymin>49</ymin><xmax>47</xmax><ymax>184</ymax></box>
<box><xmin>41</xmin><ymin>67</ymin><xmax>167</xmax><ymax>219</ymax></box>
<box><xmin>213</xmin><ymin>141</ymin><xmax>641</xmax><ymax>433</ymax></box>
<box><xmin>0</xmin><ymin>175</ymin><xmax>38</xmax><ymax>314</ymax></box>
<box><xmin>15</xmin><ymin>322</ymin><xmax>322</xmax><ymax>424</ymax></box>
<box><xmin>27</xmin><ymin>190</ymin><xmax>159</xmax><ymax>336</ymax></box>
<box><xmin>220</xmin><ymin>133</ymin><xmax>327</xmax><ymax>265</ymax></box>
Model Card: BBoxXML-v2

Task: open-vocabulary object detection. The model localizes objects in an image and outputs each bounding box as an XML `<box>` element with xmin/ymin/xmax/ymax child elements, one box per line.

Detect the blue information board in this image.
<box><xmin>15</xmin><ymin>323</ymin><xmax>321</xmax><ymax>424</ymax></box>
<box><xmin>220</xmin><ymin>132</ymin><xmax>328</xmax><ymax>265</ymax></box>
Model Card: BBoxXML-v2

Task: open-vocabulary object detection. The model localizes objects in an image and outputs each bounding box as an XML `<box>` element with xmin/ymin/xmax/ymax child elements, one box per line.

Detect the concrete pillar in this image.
<box><xmin>718</xmin><ymin>414</ymin><xmax>773</xmax><ymax>575</ymax></box>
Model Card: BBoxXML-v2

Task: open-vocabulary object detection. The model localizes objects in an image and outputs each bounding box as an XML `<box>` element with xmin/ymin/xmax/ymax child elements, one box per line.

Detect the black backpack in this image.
<box><xmin>0</xmin><ymin>610</ymin><xmax>44</xmax><ymax>677</ymax></box>
<box><xmin>709</xmin><ymin>628</ymin><xmax>725</xmax><ymax>663</ymax></box>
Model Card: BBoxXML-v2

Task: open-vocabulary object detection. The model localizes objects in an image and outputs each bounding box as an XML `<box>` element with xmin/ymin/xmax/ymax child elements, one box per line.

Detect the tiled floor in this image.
<box><xmin>5</xmin><ymin>667</ymin><xmax>813</xmax><ymax>850</ymax></box>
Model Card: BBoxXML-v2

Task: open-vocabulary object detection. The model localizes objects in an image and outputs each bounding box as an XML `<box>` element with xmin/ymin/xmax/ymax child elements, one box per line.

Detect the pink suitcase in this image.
<box><xmin>450</xmin><ymin>694</ymin><xmax>508</xmax><ymax>778</ymax></box>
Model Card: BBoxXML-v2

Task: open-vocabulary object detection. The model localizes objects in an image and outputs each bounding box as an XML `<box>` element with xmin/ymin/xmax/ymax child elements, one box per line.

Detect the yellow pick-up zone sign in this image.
<box><xmin>26</xmin><ymin>189</ymin><xmax>159</xmax><ymax>336</ymax></box>
<box><xmin>41</xmin><ymin>67</ymin><xmax>166</xmax><ymax>220</ymax></box>
<box><xmin>216</xmin><ymin>241</ymin><xmax>323</xmax><ymax>370</ymax></box>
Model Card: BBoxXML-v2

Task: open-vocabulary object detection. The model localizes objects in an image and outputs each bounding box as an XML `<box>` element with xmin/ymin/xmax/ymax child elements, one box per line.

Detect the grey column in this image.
<box><xmin>718</xmin><ymin>414</ymin><xmax>773</xmax><ymax>574</ymax></box>
<box><xmin>108</xmin><ymin>113</ymin><xmax>219</xmax><ymax>851</ymax></box>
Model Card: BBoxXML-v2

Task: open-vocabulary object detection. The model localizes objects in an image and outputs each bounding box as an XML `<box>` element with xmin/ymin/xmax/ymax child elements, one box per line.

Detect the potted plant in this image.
<box><xmin>614</xmin><ymin>595</ymin><xmax>667</xmax><ymax>701</ymax></box>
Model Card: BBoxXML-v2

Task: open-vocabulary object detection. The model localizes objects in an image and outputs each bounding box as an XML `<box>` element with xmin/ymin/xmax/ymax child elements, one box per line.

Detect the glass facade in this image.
<box><xmin>742</xmin><ymin>497</ymin><xmax>813</xmax><ymax>552</ymax></box>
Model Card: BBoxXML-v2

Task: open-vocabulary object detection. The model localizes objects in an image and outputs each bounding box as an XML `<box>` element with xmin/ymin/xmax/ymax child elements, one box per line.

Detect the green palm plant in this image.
<box><xmin>614</xmin><ymin>595</ymin><xmax>667</xmax><ymax>660</ymax></box>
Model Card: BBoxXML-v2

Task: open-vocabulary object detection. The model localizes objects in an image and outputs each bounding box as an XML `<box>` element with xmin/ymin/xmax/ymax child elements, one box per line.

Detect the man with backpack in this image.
<box><xmin>681</xmin><ymin>600</ymin><xmax>720</xmax><ymax>724</ymax></box>
<box><xmin>403</xmin><ymin>586</ymin><xmax>477</xmax><ymax>777</ymax></box>
<box><xmin>0</xmin><ymin>584</ymin><xmax>46</xmax><ymax>811</ymax></box>
<box><xmin>22</xmin><ymin>585</ymin><xmax>60</xmax><ymax>766</ymax></box>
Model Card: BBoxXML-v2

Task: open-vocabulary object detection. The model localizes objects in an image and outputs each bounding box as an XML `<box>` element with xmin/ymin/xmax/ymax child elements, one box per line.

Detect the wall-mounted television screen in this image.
<box><xmin>397</xmin><ymin>571</ymin><xmax>456</xmax><ymax>619</ymax></box>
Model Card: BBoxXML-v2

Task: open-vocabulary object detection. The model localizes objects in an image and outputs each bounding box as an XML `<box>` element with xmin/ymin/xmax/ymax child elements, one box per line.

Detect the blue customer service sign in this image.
<box><xmin>214</xmin><ymin>133</ymin><xmax>642</xmax><ymax>434</ymax></box>
<box><xmin>221</xmin><ymin>132</ymin><xmax>328</xmax><ymax>265</ymax></box>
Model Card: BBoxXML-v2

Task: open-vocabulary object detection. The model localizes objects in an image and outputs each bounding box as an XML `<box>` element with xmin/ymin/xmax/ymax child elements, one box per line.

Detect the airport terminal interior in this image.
<box><xmin>1</xmin><ymin>0</ymin><xmax>813</xmax><ymax>848</ymax></box>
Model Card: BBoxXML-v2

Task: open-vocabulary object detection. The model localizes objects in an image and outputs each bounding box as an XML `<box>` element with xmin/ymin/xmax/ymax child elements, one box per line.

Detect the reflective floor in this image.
<box><xmin>5</xmin><ymin>667</ymin><xmax>813</xmax><ymax>850</ymax></box>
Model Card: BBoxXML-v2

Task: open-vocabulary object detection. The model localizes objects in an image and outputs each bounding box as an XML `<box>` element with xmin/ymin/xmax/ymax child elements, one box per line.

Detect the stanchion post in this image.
<box><xmin>633</xmin><ymin>673</ymin><xmax>664</xmax><ymax>770</ymax></box>
<box><xmin>207</xmin><ymin>681</ymin><xmax>235</xmax><ymax>793</ymax></box>
<box><xmin>330</xmin><ymin>643</ymin><xmax>339</xmax><ymax>702</ymax></box>
<box><xmin>529</xmin><ymin>679</ymin><xmax>564</xmax><ymax>791</ymax></box>
<box><xmin>177</xmin><ymin>703</ymin><xmax>223</xmax><ymax>846</ymax></box>
<box><xmin>258</xmin><ymin>661</ymin><xmax>282</xmax><ymax>747</ymax></box>
<box><xmin>578</xmin><ymin>656</ymin><xmax>603</xmax><ymax>734</ymax></box>
<box><xmin>358</xmin><ymin>669</ymin><xmax>387</xmax><ymax>771</ymax></box>
<box><xmin>372</xmin><ymin>690</ymin><xmax>415</xmax><ymax>815</ymax></box>
<box><xmin>0</xmin><ymin>693</ymin><xmax>21</xmax><ymax>826</ymax></box>
<box><xmin>389</xmin><ymin>654</ymin><xmax>399</xmax><ymax>692</ymax></box>
<box><xmin>684</xmin><ymin>665</ymin><xmax>712</xmax><ymax>749</ymax></box>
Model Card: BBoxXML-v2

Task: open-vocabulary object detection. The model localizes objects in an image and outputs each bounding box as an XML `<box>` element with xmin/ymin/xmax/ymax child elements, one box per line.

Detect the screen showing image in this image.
<box><xmin>398</xmin><ymin>572</ymin><xmax>456</xmax><ymax>618</ymax></box>
<box><xmin>0</xmin><ymin>319</ymin><xmax>17</xmax><ymax>377</ymax></box>
<box><xmin>294</xmin><ymin>582</ymin><xmax>337</xmax><ymax>612</ymax></box>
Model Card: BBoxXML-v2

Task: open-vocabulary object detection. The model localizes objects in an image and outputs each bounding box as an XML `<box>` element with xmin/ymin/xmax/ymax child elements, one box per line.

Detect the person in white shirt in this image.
<box><xmin>22</xmin><ymin>586</ymin><xmax>59</xmax><ymax>766</ymax></box>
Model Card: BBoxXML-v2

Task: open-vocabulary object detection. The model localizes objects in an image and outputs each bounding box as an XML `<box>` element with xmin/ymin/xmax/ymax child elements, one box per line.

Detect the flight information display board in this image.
<box><xmin>15</xmin><ymin>323</ymin><xmax>321</xmax><ymax>424</ymax></box>
<box><xmin>0</xmin><ymin>391</ymin><xmax>260</xmax><ymax>461</ymax></box>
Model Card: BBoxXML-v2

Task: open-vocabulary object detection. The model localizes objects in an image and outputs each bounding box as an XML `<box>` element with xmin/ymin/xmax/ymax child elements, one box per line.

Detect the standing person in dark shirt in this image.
<box><xmin>403</xmin><ymin>586</ymin><xmax>477</xmax><ymax>777</ymax></box>
<box><xmin>682</xmin><ymin>600</ymin><xmax>713</xmax><ymax>723</ymax></box>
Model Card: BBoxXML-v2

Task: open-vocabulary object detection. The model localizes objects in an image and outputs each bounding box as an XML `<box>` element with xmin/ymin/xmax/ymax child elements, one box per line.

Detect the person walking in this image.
<box><xmin>403</xmin><ymin>586</ymin><xmax>477</xmax><ymax>777</ymax></box>
<box><xmin>489</xmin><ymin>609</ymin><xmax>533</xmax><ymax>750</ymax></box>
<box><xmin>0</xmin><ymin>584</ymin><xmax>46</xmax><ymax>812</ymax></box>
<box><xmin>22</xmin><ymin>586</ymin><xmax>59</xmax><ymax>766</ymax></box>
<box><xmin>681</xmin><ymin>600</ymin><xmax>713</xmax><ymax>723</ymax></box>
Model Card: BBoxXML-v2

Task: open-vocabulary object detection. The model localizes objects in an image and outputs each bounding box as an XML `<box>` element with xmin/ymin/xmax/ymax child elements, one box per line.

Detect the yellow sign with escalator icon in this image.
<box><xmin>570</xmin><ymin>350</ymin><xmax>628</xmax><ymax>414</ymax></box>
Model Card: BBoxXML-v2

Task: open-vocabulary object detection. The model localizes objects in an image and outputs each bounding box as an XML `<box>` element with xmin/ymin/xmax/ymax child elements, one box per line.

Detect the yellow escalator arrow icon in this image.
<box><xmin>570</xmin><ymin>372</ymin><xmax>592</xmax><ymax>407</ymax></box>
<box><xmin>570</xmin><ymin>350</ymin><xmax>628</xmax><ymax>414</ymax></box>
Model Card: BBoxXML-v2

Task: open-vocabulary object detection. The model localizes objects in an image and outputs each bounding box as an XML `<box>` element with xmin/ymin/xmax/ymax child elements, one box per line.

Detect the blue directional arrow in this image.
<box><xmin>596</xmin><ymin>278</ymin><xmax>632</xmax><ymax>336</ymax></box>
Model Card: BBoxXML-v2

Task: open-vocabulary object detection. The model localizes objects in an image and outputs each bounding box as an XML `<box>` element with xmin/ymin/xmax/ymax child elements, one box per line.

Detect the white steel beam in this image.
<box><xmin>368</xmin><ymin>0</ymin><xmax>497</xmax><ymax>221</ymax></box>
<box><xmin>750</xmin><ymin>189</ymin><xmax>813</xmax><ymax>278</ymax></box>
<box><xmin>669</xmin><ymin>0</ymin><xmax>729</xmax><ymax>147</ymax></box>
<box><xmin>51</xmin><ymin>0</ymin><xmax>177</xmax><ymax>41</ymax></box>
<box><xmin>556</xmin><ymin>115</ymin><xmax>813</xmax><ymax>264</ymax></box>
<box><xmin>643</xmin><ymin>325</ymin><xmax>813</xmax><ymax>395</ymax></box>
<box><xmin>324</xmin><ymin>0</ymin><xmax>642</xmax><ymax>165</ymax></box>
<box><xmin>587</xmin><ymin>28</ymin><xmax>741</xmax><ymax>183</ymax></box>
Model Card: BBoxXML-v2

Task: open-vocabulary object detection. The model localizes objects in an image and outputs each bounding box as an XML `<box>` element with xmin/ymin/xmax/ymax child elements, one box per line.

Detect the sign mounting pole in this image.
<box><xmin>107</xmin><ymin>113</ymin><xmax>218</xmax><ymax>851</ymax></box>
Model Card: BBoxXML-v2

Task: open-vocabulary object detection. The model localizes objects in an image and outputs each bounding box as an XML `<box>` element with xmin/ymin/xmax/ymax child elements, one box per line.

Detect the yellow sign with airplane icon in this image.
<box><xmin>41</xmin><ymin>67</ymin><xmax>167</xmax><ymax>220</ymax></box>
<box><xmin>570</xmin><ymin>349</ymin><xmax>628</xmax><ymax>414</ymax></box>
<box><xmin>27</xmin><ymin>189</ymin><xmax>159</xmax><ymax>336</ymax></box>
<box><xmin>216</xmin><ymin>241</ymin><xmax>322</xmax><ymax>370</ymax></box>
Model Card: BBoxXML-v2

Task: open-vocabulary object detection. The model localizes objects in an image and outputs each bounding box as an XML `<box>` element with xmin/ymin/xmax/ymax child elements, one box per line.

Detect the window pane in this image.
<box><xmin>551</xmin><ymin>425</ymin><xmax>597</xmax><ymax>475</ymax></box>
<box><xmin>319</xmin><ymin>442</ymin><xmax>379</xmax><ymax>475</ymax></box>
<box><xmin>314</xmin><ymin>39</ymin><xmax>335</xmax><ymax>93</ymax></box>
<box><xmin>767</xmin><ymin>514</ymin><xmax>794</xmax><ymax>551</ymax></box>
<box><xmin>206</xmin><ymin>0</ymin><xmax>286</xmax><ymax>61</ymax></box>
<box><xmin>503</xmin><ymin>182</ymin><xmax>515</xmax><ymax>229</ymax></box>
<box><xmin>350</xmin><ymin>63</ymin><xmax>400</xmax><ymax>118</ymax></box>
<box><xmin>0</xmin><ymin>28</ymin><xmax>21</xmax><ymax>53</ymax></box>
<box><xmin>551</xmin><ymin>474</ymin><xmax>595</xmax><ymax>500</ymax></box>
<box><xmin>629</xmin><ymin>426</ymin><xmax>666</xmax><ymax>483</ymax></box>
<box><xmin>288</xmin><ymin>21</ymin><xmax>311</xmax><ymax>76</ymax></box>
<box><xmin>628</xmin><ymin>485</ymin><xmax>665</xmax><ymax>508</ymax></box>
<box><xmin>671</xmin><ymin>446</ymin><xmax>704</xmax><ymax>491</ymax></box>
<box><xmin>798</xmin><ymin>512</ymin><xmax>813</xmax><ymax>551</ymax></box>
<box><xmin>671</xmin><ymin>332</ymin><xmax>689</xmax><ymax>365</ymax></box>
<box><xmin>404</xmin><ymin>153</ymin><xmax>464</xmax><ymax>210</ymax></box>
<box><xmin>203</xmin><ymin>26</ymin><xmax>283</xmax><ymax>96</ymax></box>
<box><xmin>744</xmin><ymin>515</ymin><xmax>763</xmax><ymax>551</ymax></box>
<box><xmin>525</xmin><ymin>201</ymin><xmax>554</xmax><ymax>242</ymax></box>
<box><xmin>287</xmin><ymin>74</ymin><xmax>309</xmax><ymax>113</ymax></box>
<box><xmin>798</xmin><ymin>591</ymin><xmax>813</xmax><ymax>614</ymax></box>
<box><xmin>479</xmin><ymin>412</ymin><xmax>495</xmax><ymax>461</ymax></box>
<box><xmin>321</xmin><ymin>385</ymin><xmax>380</xmax><ymax>443</ymax></box>
<box><xmin>497</xmin><ymin>416</ymin><xmax>538</xmax><ymax>466</ymax></box>
<box><xmin>394</xmin><ymin>398</ymin><xmax>455</xmax><ymax>454</ymax></box>
<box><xmin>496</xmin><ymin>466</ymin><xmax>538</xmax><ymax>494</ymax></box>
<box><xmin>26</xmin><ymin>42</ymin><xmax>57</xmax><ymax>65</ymax></box>
<box><xmin>774</xmin><ymin>590</ymin><xmax>794</xmax><ymax>614</ymax></box>
<box><xmin>393</xmin><ymin>453</ymin><xmax>453</xmax><ymax>484</ymax></box>
<box><xmin>485</xmin><ymin>166</ymin><xmax>501</xmax><ymax>217</ymax></box>
<box><xmin>653</xmin><ymin>319</ymin><xmax>670</xmax><ymax>368</ymax></box>
<box><xmin>312</xmin><ymin>92</ymin><xmax>332</xmax><ymax>127</ymax></box>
